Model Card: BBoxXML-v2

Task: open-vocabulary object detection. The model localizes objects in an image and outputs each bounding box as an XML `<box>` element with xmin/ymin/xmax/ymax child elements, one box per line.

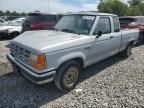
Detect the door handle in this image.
<box><xmin>110</xmin><ymin>36</ymin><xmax>114</xmax><ymax>39</ymax></box>
<box><xmin>84</xmin><ymin>46</ymin><xmax>91</xmax><ymax>50</ymax></box>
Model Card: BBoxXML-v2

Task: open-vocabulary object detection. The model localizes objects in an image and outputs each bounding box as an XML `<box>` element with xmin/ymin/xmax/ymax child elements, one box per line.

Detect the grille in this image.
<box><xmin>10</xmin><ymin>43</ymin><xmax>30</xmax><ymax>63</ymax></box>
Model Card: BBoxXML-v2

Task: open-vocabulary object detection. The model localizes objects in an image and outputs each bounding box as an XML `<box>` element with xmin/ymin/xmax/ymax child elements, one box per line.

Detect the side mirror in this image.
<box><xmin>96</xmin><ymin>31</ymin><xmax>102</xmax><ymax>38</ymax></box>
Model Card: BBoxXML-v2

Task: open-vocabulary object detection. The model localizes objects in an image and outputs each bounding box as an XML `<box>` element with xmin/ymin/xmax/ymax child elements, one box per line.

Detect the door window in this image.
<box><xmin>94</xmin><ymin>17</ymin><xmax>111</xmax><ymax>35</ymax></box>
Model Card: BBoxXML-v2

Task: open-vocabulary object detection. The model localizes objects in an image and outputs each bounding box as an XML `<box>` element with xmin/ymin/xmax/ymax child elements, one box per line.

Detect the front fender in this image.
<box><xmin>57</xmin><ymin>52</ymin><xmax>86</xmax><ymax>68</ymax></box>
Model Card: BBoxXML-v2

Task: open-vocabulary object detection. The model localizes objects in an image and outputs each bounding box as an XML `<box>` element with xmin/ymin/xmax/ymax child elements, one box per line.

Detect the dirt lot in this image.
<box><xmin>0</xmin><ymin>39</ymin><xmax>12</xmax><ymax>75</ymax></box>
<box><xmin>0</xmin><ymin>39</ymin><xmax>144</xmax><ymax>108</ymax></box>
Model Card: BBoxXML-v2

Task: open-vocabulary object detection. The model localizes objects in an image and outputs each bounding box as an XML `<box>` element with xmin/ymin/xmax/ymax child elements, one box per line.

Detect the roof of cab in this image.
<box><xmin>66</xmin><ymin>11</ymin><xmax>117</xmax><ymax>16</ymax></box>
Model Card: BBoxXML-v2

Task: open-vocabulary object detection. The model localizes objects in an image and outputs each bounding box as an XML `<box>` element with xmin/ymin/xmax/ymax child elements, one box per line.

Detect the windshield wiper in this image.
<box><xmin>61</xmin><ymin>29</ymin><xmax>80</xmax><ymax>35</ymax></box>
<box><xmin>53</xmin><ymin>28</ymin><xmax>59</xmax><ymax>31</ymax></box>
<box><xmin>61</xmin><ymin>29</ymin><xmax>74</xmax><ymax>33</ymax></box>
<box><xmin>54</xmin><ymin>28</ymin><xmax>80</xmax><ymax>35</ymax></box>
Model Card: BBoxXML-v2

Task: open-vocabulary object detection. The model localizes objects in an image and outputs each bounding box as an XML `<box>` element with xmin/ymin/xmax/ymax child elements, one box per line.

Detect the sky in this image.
<box><xmin>0</xmin><ymin>0</ymin><xmax>128</xmax><ymax>13</ymax></box>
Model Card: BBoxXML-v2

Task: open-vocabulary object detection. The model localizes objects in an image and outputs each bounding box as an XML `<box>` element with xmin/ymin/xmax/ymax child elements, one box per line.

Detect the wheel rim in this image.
<box><xmin>63</xmin><ymin>66</ymin><xmax>79</xmax><ymax>87</ymax></box>
<box><xmin>127</xmin><ymin>46</ymin><xmax>132</xmax><ymax>56</ymax></box>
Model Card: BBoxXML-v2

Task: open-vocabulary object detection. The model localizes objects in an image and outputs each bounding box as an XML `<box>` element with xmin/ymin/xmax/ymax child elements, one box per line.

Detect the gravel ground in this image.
<box><xmin>0</xmin><ymin>39</ymin><xmax>12</xmax><ymax>75</ymax></box>
<box><xmin>0</xmin><ymin>39</ymin><xmax>144</xmax><ymax>108</ymax></box>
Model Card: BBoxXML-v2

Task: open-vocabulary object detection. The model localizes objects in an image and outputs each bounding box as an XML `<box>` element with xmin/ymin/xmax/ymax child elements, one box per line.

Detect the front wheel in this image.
<box><xmin>12</xmin><ymin>64</ymin><xmax>21</xmax><ymax>76</ymax></box>
<box><xmin>54</xmin><ymin>60</ymin><xmax>81</xmax><ymax>92</ymax></box>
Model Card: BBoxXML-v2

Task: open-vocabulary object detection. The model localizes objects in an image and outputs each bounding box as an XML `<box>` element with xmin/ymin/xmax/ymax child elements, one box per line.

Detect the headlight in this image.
<box><xmin>30</xmin><ymin>54</ymin><xmax>37</xmax><ymax>62</ymax></box>
<box><xmin>29</xmin><ymin>53</ymin><xmax>47</xmax><ymax>69</ymax></box>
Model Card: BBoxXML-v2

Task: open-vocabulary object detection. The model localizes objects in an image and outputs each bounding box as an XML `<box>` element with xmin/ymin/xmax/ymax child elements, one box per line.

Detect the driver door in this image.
<box><xmin>88</xmin><ymin>16</ymin><xmax>115</xmax><ymax>64</ymax></box>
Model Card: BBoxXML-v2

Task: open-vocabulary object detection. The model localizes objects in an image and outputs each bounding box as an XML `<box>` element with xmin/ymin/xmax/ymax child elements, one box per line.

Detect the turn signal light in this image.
<box><xmin>29</xmin><ymin>54</ymin><xmax>46</xmax><ymax>69</ymax></box>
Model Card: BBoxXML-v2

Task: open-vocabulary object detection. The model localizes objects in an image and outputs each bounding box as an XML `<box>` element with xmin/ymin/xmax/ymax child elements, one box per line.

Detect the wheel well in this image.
<box><xmin>73</xmin><ymin>58</ymin><xmax>84</xmax><ymax>68</ymax></box>
<box><xmin>12</xmin><ymin>31</ymin><xmax>20</xmax><ymax>35</ymax></box>
<box><xmin>59</xmin><ymin>57</ymin><xmax>84</xmax><ymax>69</ymax></box>
<box><xmin>129</xmin><ymin>41</ymin><xmax>135</xmax><ymax>46</ymax></box>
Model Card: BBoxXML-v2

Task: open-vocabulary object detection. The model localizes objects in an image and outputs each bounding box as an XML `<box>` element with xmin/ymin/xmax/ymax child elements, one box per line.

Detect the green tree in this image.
<box><xmin>21</xmin><ymin>12</ymin><xmax>26</xmax><ymax>16</ymax></box>
<box><xmin>12</xmin><ymin>11</ymin><xmax>16</xmax><ymax>16</ymax></box>
<box><xmin>128</xmin><ymin>0</ymin><xmax>144</xmax><ymax>15</ymax></box>
<box><xmin>128</xmin><ymin>0</ymin><xmax>144</xmax><ymax>6</ymax></box>
<box><xmin>128</xmin><ymin>6</ymin><xmax>143</xmax><ymax>16</ymax></box>
<box><xmin>5</xmin><ymin>10</ymin><xmax>11</xmax><ymax>16</ymax></box>
<box><xmin>140</xmin><ymin>3</ymin><xmax>144</xmax><ymax>15</ymax></box>
<box><xmin>0</xmin><ymin>10</ymin><xmax>27</xmax><ymax>16</ymax></box>
<box><xmin>98</xmin><ymin>1</ymin><xmax>112</xmax><ymax>13</ymax></box>
<box><xmin>98</xmin><ymin>0</ymin><xmax>129</xmax><ymax>16</ymax></box>
<box><xmin>0</xmin><ymin>10</ymin><xmax>3</xmax><ymax>16</ymax></box>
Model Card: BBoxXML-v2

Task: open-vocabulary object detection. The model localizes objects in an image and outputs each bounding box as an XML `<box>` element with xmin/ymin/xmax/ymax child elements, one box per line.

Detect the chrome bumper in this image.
<box><xmin>7</xmin><ymin>54</ymin><xmax>56</xmax><ymax>84</ymax></box>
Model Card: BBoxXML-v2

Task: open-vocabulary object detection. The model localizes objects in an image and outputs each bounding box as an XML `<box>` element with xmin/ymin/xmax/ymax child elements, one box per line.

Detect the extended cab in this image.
<box><xmin>119</xmin><ymin>16</ymin><xmax>144</xmax><ymax>44</ymax></box>
<box><xmin>7</xmin><ymin>12</ymin><xmax>139</xmax><ymax>91</ymax></box>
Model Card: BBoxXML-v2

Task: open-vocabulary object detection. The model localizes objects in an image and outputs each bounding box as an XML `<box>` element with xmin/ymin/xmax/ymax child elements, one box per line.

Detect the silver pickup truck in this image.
<box><xmin>7</xmin><ymin>12</ymin><xmax>139</xmax><ymax>91</ymax></box>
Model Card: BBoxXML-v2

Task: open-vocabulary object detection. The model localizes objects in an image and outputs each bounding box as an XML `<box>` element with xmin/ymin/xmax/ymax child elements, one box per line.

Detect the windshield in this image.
<box><xmin>11</xmin><ymin>18</ymin><xmax>25</xmax><ymax>23</ymax></box>
<box><xmin>55</xmin><ymin>15</ymin><xmax>96</xmax><ymax>35</ymax></box>
<box><xmin>8</xmin><ymin>21</ymin><xmax>22</xmax><ymax>26</ymax></box>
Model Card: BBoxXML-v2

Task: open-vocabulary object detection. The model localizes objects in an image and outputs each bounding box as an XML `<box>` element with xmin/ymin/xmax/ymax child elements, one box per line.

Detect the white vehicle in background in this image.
<box><xmin>0</xmin><ymin>18</ymin><xmax>8</xmax><ymax>25</ymax></box>
<box><xmin>11</xmin><ymin>17</ymin><xmax>25</xmax><ymax>24</ymax></box>
<box><xmin>0</xmin><ymin>21</ymin><xmax>22</xmax><ymax>39</ymax></box>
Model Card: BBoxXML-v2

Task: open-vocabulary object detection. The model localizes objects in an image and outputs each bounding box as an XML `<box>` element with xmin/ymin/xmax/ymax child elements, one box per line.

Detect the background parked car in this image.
<box><xmin>119</xmin><ymin>16</ymin><xmax>144</xmax><ymax>44</ymax></box>
<box><xmin>0</xmin><ymin>20</ymin><xmax>23</xmax><ymax>39</ymax></box>
<box><xmin>0</xmin><ymin>18</ymin><xmax>8</xmax><ymax>25</ymax></box>
<box><xmin>0</xmin><ymin>16</ymin><xmax>23</xmax><ymax>21</ymax></box>
<box><xmin>10</xmin><ymin>17</ymin><xmax>25</xmax><ymax>24</ymax></box>
<box><xmin>22</xmin><ymin>12</ymin><xmax>63</xmax><ymax>32</ymax></box>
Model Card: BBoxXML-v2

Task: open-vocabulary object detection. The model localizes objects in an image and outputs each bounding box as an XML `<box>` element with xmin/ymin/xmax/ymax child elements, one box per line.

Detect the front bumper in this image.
<box><xmin>7</xmin><ymin>54</ymin><xmax>56</xmax><ymax>84</ymax></box>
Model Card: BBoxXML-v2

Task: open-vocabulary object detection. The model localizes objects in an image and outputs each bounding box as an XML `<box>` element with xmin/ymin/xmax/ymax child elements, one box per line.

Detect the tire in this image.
<box><xmin>11</xmin><ymin>32</ymin><xmax>20</xmax><ymax>38</ymax></box>
<box><xmin>136</xmin><ymin>33</ymin><xmax>144</xmax><ymax>45</ymax></box>
<box><xmin>121</xmin><ymin>44</ymin><xmax>132</xmax><ymax>58</ymax></box>
<box><xmin>54</xmin><ymin>60</ymin><xmax>81</xmax><ymax>92</ymax></box>
<box><xmin>12</xmin><ymin>64</ymin><xmax>21</xmax><ymax>76</ymax></box>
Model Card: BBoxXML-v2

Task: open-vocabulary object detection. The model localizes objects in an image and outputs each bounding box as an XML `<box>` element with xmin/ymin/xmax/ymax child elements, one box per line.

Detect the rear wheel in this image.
<box><xmin>136</xmin><ymin>32</ymin><xmax>144</xmax><ymax>45</ymax></box>
<box><xmin>54</xmin><ymin>60</ymin><xmax>81</xmax><ymax>92</ymax></box>
<box><xmin>121</xmin><ymin>44</ymin><xmax>132</xmax><ymax>58</ymax></box>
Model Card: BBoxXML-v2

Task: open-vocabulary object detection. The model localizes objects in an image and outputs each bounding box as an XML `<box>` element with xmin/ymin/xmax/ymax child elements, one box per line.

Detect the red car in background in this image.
<box><xmin>119</xmin><ymin>16</ymin><xmax>144</xmax><ymax>44</ymax></box>
<box><xmin>22</xmin><ymin>12</ymin><xmax>63</xmax><ymax>32</ymax></box>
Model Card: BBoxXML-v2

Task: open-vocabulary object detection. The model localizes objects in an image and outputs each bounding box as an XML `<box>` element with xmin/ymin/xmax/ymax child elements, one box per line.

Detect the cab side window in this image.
<box><xmin>94</xmin><ymin>17</ymin><xmax>111</xmax><ymax>35</ymax></box>
<box><xmin>113</xmin><ymin>17</ymin><xmax>120</xmax><ymax>32</ymax></box>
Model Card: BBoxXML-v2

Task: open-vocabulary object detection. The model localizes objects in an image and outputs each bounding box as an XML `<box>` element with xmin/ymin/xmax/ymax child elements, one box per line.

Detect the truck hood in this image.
<box><xmin>12</xmin><ymin>30</ymin><xmax>86</xmax><ymax>53</ymax></box>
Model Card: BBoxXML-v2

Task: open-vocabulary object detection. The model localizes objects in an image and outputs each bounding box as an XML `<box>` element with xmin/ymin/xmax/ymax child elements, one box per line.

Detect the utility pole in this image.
<box><xmin>48</xmin><ymin>0</ymin><xmax>50</xmax><ymax>13</ymax></box>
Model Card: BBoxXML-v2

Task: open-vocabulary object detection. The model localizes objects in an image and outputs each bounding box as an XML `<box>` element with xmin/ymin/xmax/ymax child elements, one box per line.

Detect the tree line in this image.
<box><xmin>0</xmin><ymin>10</ymin><xmax>27</xmax><ymax>16</ymax></box>
<box><xmin>98</xmin><ymin>0</ymin><xmax>144</xmax><ymax>16</ymax></box>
